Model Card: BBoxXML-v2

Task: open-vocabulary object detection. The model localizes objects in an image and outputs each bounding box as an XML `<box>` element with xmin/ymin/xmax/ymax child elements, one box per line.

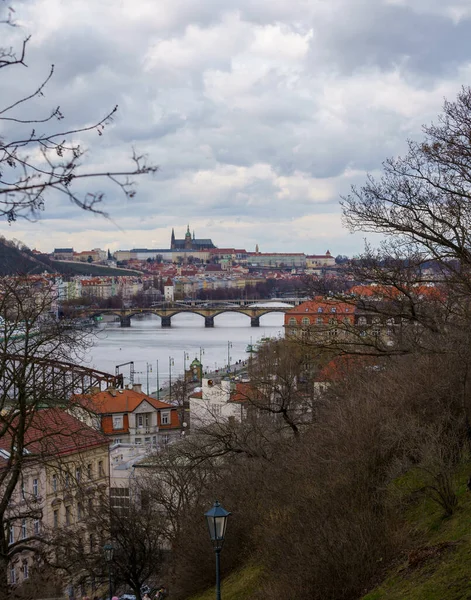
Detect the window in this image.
<box><xmin>87</xmin><ymin>464</ymin><xmax>93</xmax><ymax>479</ymax></box>
<box><xmin>358</xmin><ymin>316</ymin><xmax>367</xmax><ymax>326</ymax></box>
<box><xmin>137</xmin><ymin>415</ymin><xmax>144</xmax><ymax>428</ymax></box>
<box><xmin>52</xmin><ymin>474</ymin><xmax>57</xmax><ymax>493</ymax></box>
<box><xmin>64</xmin><ymin>472</ymin><xmax>70</xmax><ymax>489</ymax></box>
<box><xmin>114</xmin><ymin>438</ymin><xmax>122</xmax><ymax>445</ymax></box>
<box><xmin>9</xmin><ymin>525</ymin><xmax>14</xmax><ymax>545</ymax></box>
<box><xmin>77</xmin><ymin>503</ymin><xmax>83</xmax><ymax>521</ymax></box>
<box><xmin>22</xmin><ymin>561</ymin><xmax>28</xmax><ymax>580</ymax></box>
<box><xmin>305</xmin><ymin>307</ymin><xmax>309</xmax><ymax>312</ymax></box>
<box><xmin>53</xmin><ymin>510</ymin><xmax>59</xmax><ymax>528</ymax></box>
<box><xmin>32</xmin><ymin>478</ymin><xmax>38</xmax><ymax>497</ymax></box>
<box><xmin>161</xmin><ymin>410</ymin><xmax>170</xmax><ymax>425</ymax></box>
<box><xmin>145</xmin><ymin>414</ymin><xmax>150</xmax><ymax>427</ymax></box>
<box><xmin>21</xmin><ymin>519</ymin><xmax>27</xmax><ymax>540</ymax></box>
<box><xmin>76</xmin><ymin>467</ymin><xmax>81</xmax><ymax>483</ymax></box>
<box><xmin>135</xmin><ymin>437</ymin><xmax>142</xmax><ymax>445</ymax></box>
<box><xmin>88</xmin><ymin>498</ymin><xmax>93</xmax><ymax>514</ymax></box>
<box><xmin>317</xmin><ymin>307</ymin><xmax>323</xmax><ymax>313</ymax></box>
<box><xmin>21</xmin><ymin>480</ymin><xmax>26</xmax><ymax>499</ymax></box>
<box><xmin>89</xmin><ymin>534</ymin><xmax>94</xmax><ymax>552</ymax></box>
<box><xmin>301</xmin><ymin>317</ymin><xmax>310</xmax><ymax>326</ymax></box>
<box><xmin>10</xmin><ymin>566</ymin><xmax>16</xmax><ymax>584</ymax></box>
<box><xmin>110</xmin><ymin>487</ymin><xmax>130</xmax><ymax>514</ymax></box>
<box><xmin>145</xmin><ymin>437</ymin><xmax>151</xmax><ymax>444</ymax></box>
<box><xmin>113</xmin><ymin>415</ymin><xmax>123</xmax><ymax>430</ymax></box>
<box><xmin>33</xmin><ymin>519</ymin><xmax>40</xmax><ymax>535</ymax></box>
<box><xmin>162</xmin><ymin>434</ymin><xmax>170</xmax><ymax>445</ymax></box>
<box><xmin>288</xmin><ymin>317</ymin><xmax>297</xmax><ymax>325</ymax></box>
<box><xmin>65</xmin><ymin>505</ymin><xmax>71</xmax><ymax>526</ymax></box>
<box><xmin>98</xmin><ymin>461</ymin><xmax>104</xmax><ymax>476</ymax></box>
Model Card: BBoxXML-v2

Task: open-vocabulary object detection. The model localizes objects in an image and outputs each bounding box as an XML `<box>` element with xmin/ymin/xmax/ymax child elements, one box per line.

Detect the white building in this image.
<box><xmin>189</xmin><ymin>378</ymin><xmax>247</xmax><ymax>429</ymax></box>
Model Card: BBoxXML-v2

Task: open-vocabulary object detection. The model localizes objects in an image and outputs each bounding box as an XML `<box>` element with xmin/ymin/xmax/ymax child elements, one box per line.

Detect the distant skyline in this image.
<box><xmin>2</xmin><ymin>1</ymin><xmax>471</xmax><ymax>255</ymax></box>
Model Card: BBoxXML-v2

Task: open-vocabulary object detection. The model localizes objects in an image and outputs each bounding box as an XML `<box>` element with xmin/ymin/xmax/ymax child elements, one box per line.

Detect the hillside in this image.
<box><xmin>362</xmin><ymin>464</ymin><xmax>471</xmax><ymax>600</ymax></box>
<box><xmin>0</xmin><ymin>237</ymin><xmax>57</xmax><ymax>275</ymax></box>
<box><xmin>0</xmin><ymin>237</ymin><xmax>142</xmax><ymax>276</ymax></box>
<box><xmin>196</xmin><ymin>465</ymin><xmax>471</xmax><ymax>600</ymax></box>
<box><xmin>50</xmin><ymin>260</ymin><xmax>142</xmax><ymax>276</ymax></box>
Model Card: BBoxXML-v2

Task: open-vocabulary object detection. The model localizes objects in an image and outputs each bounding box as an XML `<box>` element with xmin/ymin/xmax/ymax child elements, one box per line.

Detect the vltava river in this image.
<box><xmin>83</xmin><ymin>311</ymin><xmax>285</xmax><ymax>391</ymax></box>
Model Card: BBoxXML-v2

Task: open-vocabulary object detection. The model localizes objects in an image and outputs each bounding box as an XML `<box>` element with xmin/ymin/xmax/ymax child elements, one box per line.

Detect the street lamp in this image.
<box><xmin>227</xmin><ymin>341</ymin><xmax>232</xmax><ymax>373</ymax></box>
<box><xmin>169</xmin><ymin>357</ymin><xmax>174</xmax><ymax>401</ymax></box>
<box><xmin>200</xmin><ymin>347</ymin><xmax>205</xmax><ymax>383</ymax></box>
<box><xmin>204</xmin><ymin>501</ymin><xmax>231</xmax><ymax>600</ymax></box>
<box><xmin>103</xmin><ymin>542</ymin><xmax>114</xmax><ymax>600</ymax></box>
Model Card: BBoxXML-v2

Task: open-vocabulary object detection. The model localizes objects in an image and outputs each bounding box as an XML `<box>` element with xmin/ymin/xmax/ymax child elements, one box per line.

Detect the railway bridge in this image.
<box><xmin>79</xmin><ymin>304</ymin><xmax>294</xmax><ymax>328</ymax></box>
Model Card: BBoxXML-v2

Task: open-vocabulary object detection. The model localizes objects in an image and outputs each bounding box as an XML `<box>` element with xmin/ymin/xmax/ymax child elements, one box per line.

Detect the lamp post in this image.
<box><xmin>103</xmin><ymin>542</ymin><xmax>114</xmax><ymax>600</ymax></box>
<box><xmin>183</xmin><ymin>351</ymin><xmax>189</xmax><ymax>376</ymax></box>
<box><xmin>227</xmin><ymin>341</ymin><xmax>232</xmax><ymax>373</ymax></box>
<box><xmin>156</xmin><ymin>359</ymin><xmax>160</xmax><ymax>400</ymax></box>
<box><xmin>199</xmin><ymin>347</ymin><xmax>205</xmax><ymax>383</ymax></box>
<box><xmin>204</xmin><ymin>501</ymin><xmax>231</xmax><ymax>600</ymax></box>
<box><xmin>169</xmin><ymin>356</ymin><xmax>174</xmax><ymax>401</ymax></box>
<box><xmin>146</xmin><ymin>362</ymin><xmax>152</xmax><ymax>395</ymax></box>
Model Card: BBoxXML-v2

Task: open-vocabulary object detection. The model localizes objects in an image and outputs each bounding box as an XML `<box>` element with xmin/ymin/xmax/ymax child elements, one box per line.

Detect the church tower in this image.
<box><xmin>185</xmin><ymin>224</ymin><xmax>192</xmax><ymax>249</ymax></box>
<box><xmin>171</xmin><ymin>228</ymin><xmax>176</xmax><ymax>250</ymax></box>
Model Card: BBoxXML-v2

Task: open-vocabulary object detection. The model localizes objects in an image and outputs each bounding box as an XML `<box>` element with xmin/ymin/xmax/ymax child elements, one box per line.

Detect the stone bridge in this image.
<box><xmin>79</xmin><ymin>304</ymin><xmax>294</xmax><ymax>328</ymax></box>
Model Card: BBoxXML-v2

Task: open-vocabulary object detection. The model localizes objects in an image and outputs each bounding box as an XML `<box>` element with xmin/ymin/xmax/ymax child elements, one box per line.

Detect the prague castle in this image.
<box><xmin>170</xmin><ymin>225</ymin><xmax>216</xmax><ymax>251</ymax></box>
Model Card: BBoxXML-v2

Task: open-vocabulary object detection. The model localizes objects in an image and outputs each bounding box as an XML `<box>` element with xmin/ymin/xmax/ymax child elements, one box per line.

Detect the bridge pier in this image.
<box><xmin>161</xmin><ymin>316</ymin><xmax>172</xmax><ymax>328</ymax></box>
<box><xmin>251</xmin><ymin>316</ymin><xmax>260</xmax><ymax>327</ymax></box>
<box><xmin>205</xmin><ymin>316</ymin><xmax>214</xmax><ymax>328</ymax></box>
<box><xmin>120</xmin><ymin>316</ymin><xmax>131</xmax><ymax>328</ymax></box>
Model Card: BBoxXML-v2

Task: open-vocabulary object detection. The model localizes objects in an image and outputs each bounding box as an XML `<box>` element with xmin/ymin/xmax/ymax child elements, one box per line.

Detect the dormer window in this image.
<box><xmin>113</xmin><ymin>415</ymin><xmax>123</xmax><ymax>430</ymax></box>
<box><xmin>317</xmin><ymin>307</ymin><xmax>323</xmax><ymax>313</ymax></box>
<box><xmin>161</xmin><ymin>410</ymin><xmax>170</xmax><ymax>425</ymax></box>
<box><xmin>331</xmin><ymin>307</ymin><xmax>336</xmax><ymax>313</ymax></box>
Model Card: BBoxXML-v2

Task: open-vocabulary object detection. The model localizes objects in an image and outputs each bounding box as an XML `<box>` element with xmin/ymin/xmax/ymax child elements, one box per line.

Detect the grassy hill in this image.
<box><xmin>0</xmin><ymin>237</ymin><xmax>57</xmax><ymax>275</ymax></box>
<box><xmin>50</xmin><ymin>260</ymin><xmax>142</xmax><ymax>276</ymax></box>
<box><xmin>362</xmin><ymin>465</ymin><xmax>471</xmax><ymax>600</ymax></box>
<box><xmin>189</xmin><ymin>466</ymin><xmax>471</xmax><ymax>600</ymax></box>
<box><xmin>188</xmin><ymin>565</ymin><xmax>262</xmax><ymax>600</ymax></box>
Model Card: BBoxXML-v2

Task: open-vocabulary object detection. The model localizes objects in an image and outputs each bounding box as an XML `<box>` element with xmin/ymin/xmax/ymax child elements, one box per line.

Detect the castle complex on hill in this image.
<box><xmin>170</xmin><ymin>225</ymin><xmax>216</xmax><ymax>251</ymax></box>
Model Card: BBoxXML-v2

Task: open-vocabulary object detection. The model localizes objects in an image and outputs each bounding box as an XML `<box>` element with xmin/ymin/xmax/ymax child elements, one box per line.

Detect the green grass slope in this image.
<box><xmin>188</xmin><ymin>565</ymin><xmax>262</xmax><ymax>600</ymax></box>
<box><xmin>51</xmin><ymin>260</ymin><xmax>142</xmax><ymax>276</ymax></box>
<box><xmin>363</xmin><ymin>467</ymin><xmax>471</xmax><ymax>600</ymax></box>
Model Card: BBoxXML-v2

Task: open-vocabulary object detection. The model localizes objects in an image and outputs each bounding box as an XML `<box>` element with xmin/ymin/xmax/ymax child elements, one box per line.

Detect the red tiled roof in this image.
<box><xmin>285</xmin><ymin>298</ymin><xmax>355</xmax><ymax>315</ymax></box>
<box><xmin>230</xmin><ymin>383</ymin><xmax>257</xmax><ymax>403</ymax></box>
<box><xmin>81</xmin><ymin>388</ymin><xmax>175</xmax><ymax>415</ymax></box>
<box><xmin>0</xmin><ymin>408</ymin><xmax>108</xmax><ymax>460</ymax></box>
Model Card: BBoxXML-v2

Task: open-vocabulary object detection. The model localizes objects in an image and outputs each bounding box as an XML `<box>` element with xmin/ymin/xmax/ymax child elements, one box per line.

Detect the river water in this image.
<box><xmin>83</xmin><ymin>309</ymin><xmax>285</xmax><ymax>391</ymax></box>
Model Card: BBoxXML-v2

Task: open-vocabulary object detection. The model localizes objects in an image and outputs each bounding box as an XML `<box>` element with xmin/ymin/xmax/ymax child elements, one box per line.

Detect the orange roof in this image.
<box><xmin>286</xmin><ymin>297</ymin><xmax>355</xmax><ymax>315</ymax></box>
<box><xmin>84</xmin><ymin>388</ymin><xmax>175</xmax><ymax>415</ymax></box>
<box><xmin>230</xmin><ymin>383</ymin><xmax>258</xmax><ymax>403</ymax></box>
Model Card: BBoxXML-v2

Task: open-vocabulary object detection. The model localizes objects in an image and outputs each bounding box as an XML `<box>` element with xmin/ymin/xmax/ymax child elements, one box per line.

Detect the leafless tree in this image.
<box><xmin>0</xmin><ymin>4</ymin><xmax>157</xmax><ymax>222</ymax></box>
<box><xmin>0</xmin><ymin>278</ymin><xmax>115</xmax><ymax>598</ymax></box>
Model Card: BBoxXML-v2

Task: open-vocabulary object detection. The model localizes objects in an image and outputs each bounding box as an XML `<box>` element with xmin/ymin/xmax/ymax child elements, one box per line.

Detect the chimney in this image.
<box><xmin>133</xmin><ymin>383</ymin><xmax>143</xmax><ymax>393</ymax></box>
<box><xmin>107</xmin><ymin>387</ymin><xmax>117</xmax><ymax>397</ymax></box>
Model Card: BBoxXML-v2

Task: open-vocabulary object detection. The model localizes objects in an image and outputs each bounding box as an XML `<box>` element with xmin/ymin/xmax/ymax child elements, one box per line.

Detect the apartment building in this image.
<box><xmin>1</xmin><ymin>408</ymin><xmax>109</xmax><ymax>588</ymax></box>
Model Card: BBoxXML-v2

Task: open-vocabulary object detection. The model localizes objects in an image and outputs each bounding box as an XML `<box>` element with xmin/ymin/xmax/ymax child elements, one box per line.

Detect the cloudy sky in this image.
<box><xmin>2</xmin><ymin>0</ymin><xmax>471</xmax><ymax>256</ymax></box>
